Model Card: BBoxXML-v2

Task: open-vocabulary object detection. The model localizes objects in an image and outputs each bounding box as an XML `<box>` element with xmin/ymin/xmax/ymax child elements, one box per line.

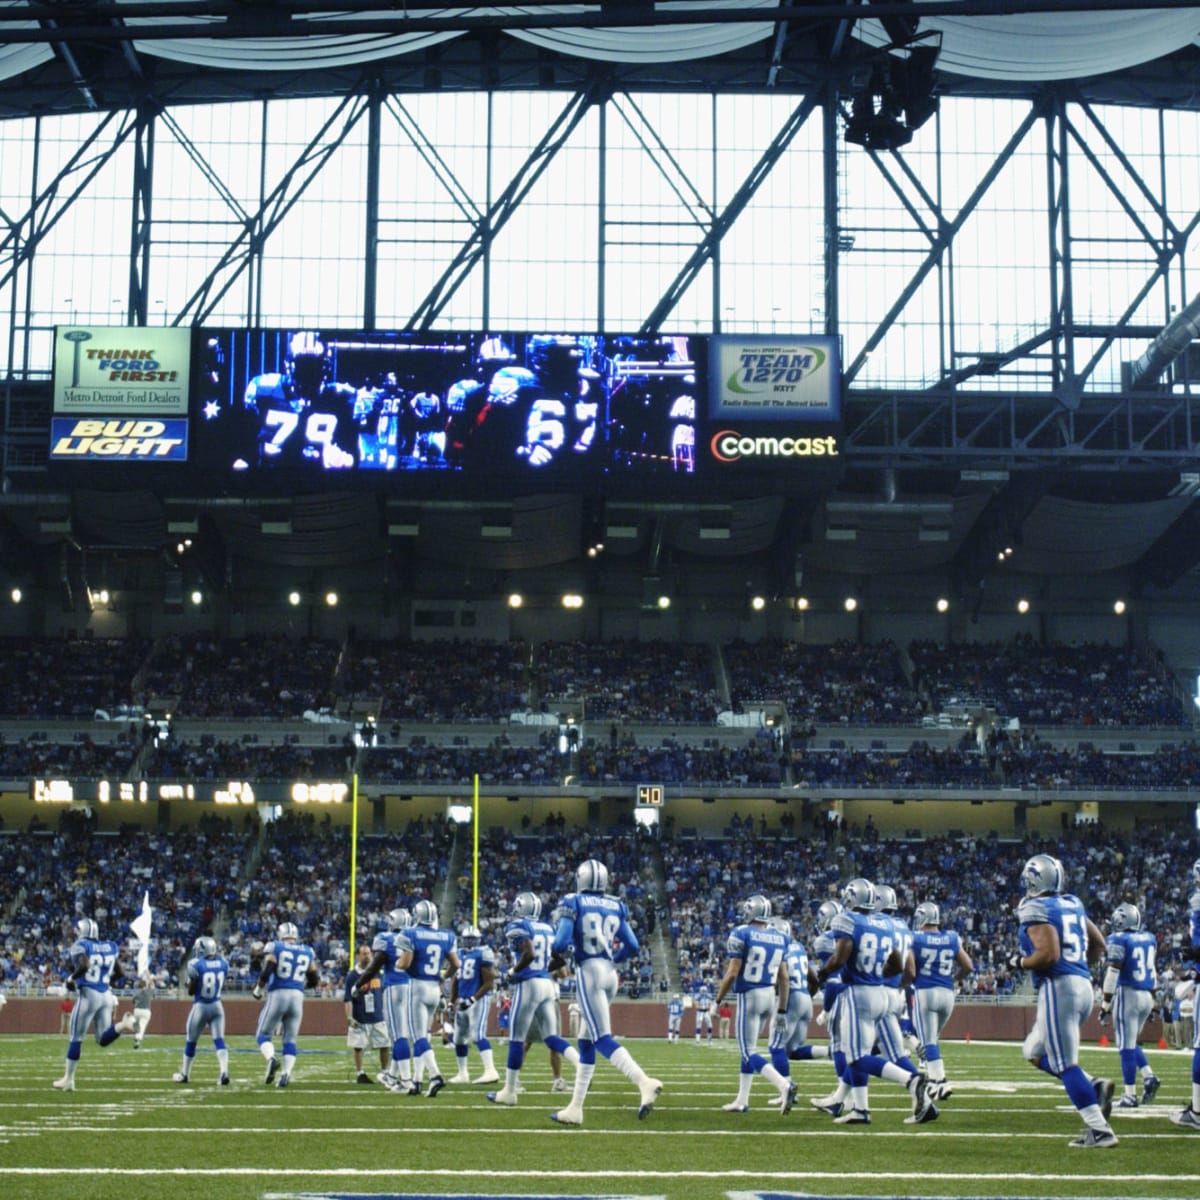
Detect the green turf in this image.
<box><xmin>0</xmin><ymin>1033</ymin><xmax>1196</xmax><ymax>1200</ymax></box>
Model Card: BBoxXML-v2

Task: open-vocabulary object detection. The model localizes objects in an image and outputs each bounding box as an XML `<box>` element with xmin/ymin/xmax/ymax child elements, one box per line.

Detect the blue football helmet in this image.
<box><xmin>739</xmin><ymin>893</ymin><xmax>772</xmax><ymax>923</ymax></box>
<box><xmin>413</xmin><ymin>900</ymin><xmax>438</xmax><ymax>927</ymax></box>
<box><xmin>1020</xmin><ymin>853</ymin><xmax>1065</xmax><ymax>897</ymax></box>
<box><xmin>511</xmin><ymin>892</ymin><xmax>542</xmax><ymax>920</ymax></box>
<box><xmin>387</xmin><ymin>908</ymin><xmax>412</xmax><ymax>931</ymax></box>
<box><xmin>841</xmin><ymin>878</ymin><xmax>877</xmax><ymax>913</ymax></box>
<box><xmin>816</xmin><ymin>899</ymin><xmax>843</xmax><ymax>933</ymax></box>
<box><xmin>193</xmin><ymin>936</ymin><xmax>219</xmax><ymax>958</ymax></box>
<box><xmin>912</xmin><ymin>902</ymin><xmax>940</xmax><ymax>929</ymax></box>
<box><xmin>576</xmin><ymin>859</ymin><xmax>609</xmax><ymax>894</ymax></box>
<box><xmin>277</xmin><ymin>921</ymin><xmax>299</xmax><ymax>942</ymax></box>
<box><xmin>1110</xmin><ymin>902</ymin><xmax>1141</xmax><ymax>933</ymax></box>
<box><xmin>874</xmin><ymin>884</ymin><xmax>898</xmax><ymax>914</ymax></box>
<box><xmin>74</xmin><ymin>917</ymin><xmax>99</xmax><ymax>940</ymax></box>
<box><xmin>460</xmin><ymin>925</ymin><xmax>482</xmax><ymax>947</ymax></box>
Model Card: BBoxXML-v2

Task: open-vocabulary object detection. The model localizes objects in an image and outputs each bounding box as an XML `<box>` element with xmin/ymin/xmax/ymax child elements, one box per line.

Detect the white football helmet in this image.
<box><xmin>576</xmin><ymin>859</ymin><xmax>609</xmax><ymax>894</ymax></box>
<box><xmin>1110</xmin><ymin>902</ymin><xmax>1141</xmax><ymax>932</ymax></box>
<box><xmin>413</xmin><ymin>899</ymin><xmax>438</xmax><ymax>927</ymax></box>
<box><xmin>912</xmin><ymin>902</ymin><xmax>940</xmax><ymax>929</ymax></box>
<box><xmin>1020</xmin><ymin>853</ymin><xmax>1065</xmax><ymax>897</ymax></box>
<box><xmin>769</xmin><ymin>915</ymin><xmax>792</xmax><ymax>940</ymax></box>
<box><xmin>739</xmin><ymin>893</ymin><xmax>772</xmax><ymax>923</ymax></box>
<box><xmin>841</xmin><ymin>877</ymin><xmax>877</xmax><ymax>913</ymax></box>
<box><xmin>461</xmin><ymin>925</ymin><xmax>482</xmax><ymax>946</ymax></box>
<box><xmin>74</xmin><ymin>917</ymin><xmax>99</xmax><ymax>940</ymax></box>
<box><xmin>816</xmin><ymin>899</ymin><xmax>843</xmax><ymax>932</ymax></box>
<box><xmin>874</xmin><ymin>884</ymin><xmax>898</xmax><ymax>914</ymax></box>
<box><xmin>194</xmin><ymin>936</ymin><xmax>219</xmax><ymax>958</ymax></box>
<box><xmin>511</xmin><ymin>892</ymin><xmax>542</xmax><ymax>920</ymax></box>
<box><xmin>387</xmin><ymin>908</ymin><xmax>412</xmax><ymax>931</ymax></box>
<box><xmin>277</xmin><ymin>921</ymin><xmax>299</xmax><ymax>942</ymax></box>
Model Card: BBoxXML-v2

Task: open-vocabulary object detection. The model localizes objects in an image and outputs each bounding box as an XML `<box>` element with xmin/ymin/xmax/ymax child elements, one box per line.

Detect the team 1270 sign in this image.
<box><xmin>709</xmin><ymin>335</ymin><xmax>840</xmax><ymax>422</ymax></box>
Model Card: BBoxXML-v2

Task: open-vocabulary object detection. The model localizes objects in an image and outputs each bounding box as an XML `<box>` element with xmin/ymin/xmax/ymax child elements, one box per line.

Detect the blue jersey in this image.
<box><xmin>725</xmin><ymin>922</ymin><xmax>787</xmax><ymax>994</ymax></box>
<box><xmin>344</xmin><ymin>968</ymin><xmax>384</xmax><ymax>1024</ymax></box>
<box><xmin>505</xmin><ymin>917</ymin><xmax>555</xmax><ymax>981</ymax></box>
<box><xmin>912</xmin><ymin>929</ymin><xmax>962</xmax><ymax>989</ymax></box>
<box><xmin>831</xmin><ymin>910</ymin><xmax>897</xmax><ymax>986</ymax></box>
<box><xmin>1017</xmin><ymin>892</ymin><xmax>1092</xmax><ymax>984</ymax></box>
<box><xmin>783</xmin><ymin>940</ymin><xmax>810</xmax><ymax>992</ymax></box>
<box><xmin>694</xmin><ymin>985</ymin><xmax>714</xmax><ymax>1012</ymax></box>
<box><xmin>400</xmin><ymin>926</ymin><xmax>457</xmax><ymax>982</ymax></box>
<box><xmin>883</xmin><ymin>914</ymin><xmax>913</xmax><ymax>987</ymax></box>
<box><xmin>264</xmin><ymin>939</ymin><xmax>317</xmax><ymax>993</ymax></box>
<box><xmin>552</xmin><ymin>892</ymin><xmax>638</xmax><ymax>964</ymax></box>
<box><xmin>456</xmin><ymin>944</ymin><xmax>496</xmax><ymax>1000</ymax></box>
<box><xmin>370</xmin><ymin>929</ymin><xmax>411</xmax><ymax>988</ymax></box>
<box><xmin>70</xmin><ymin>937</ymin><xmax>120</xmax><ymax>993</ymax></box>
<box><xmin>1190</xmin><ymin>889</ymin><xmax>1200</xmax><ymax>970</ymax></box>
<box><xmin>186</xmin><ymin>954</ymin><xmax>228</xmax><ymax>1003</ymax></box>
<box><xmin>1105</xmin><ymin>929</ymin><xmax>1157</xmax><ymax>992</ymax></box>
<box><xmin>668</xmin><ymin>998</ymin><xmax>684</xmax><ymax>1020</ymax></box>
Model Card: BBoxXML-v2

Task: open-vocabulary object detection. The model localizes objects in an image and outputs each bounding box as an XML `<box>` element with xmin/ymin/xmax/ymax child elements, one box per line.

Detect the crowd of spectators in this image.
<box><xmin>359</xmin><ymin>732</ymin><xmax>563</xmax><ymax>785</ymax></box>
<box><xmin>575</xmin><ymin>732</ymin><xmax>785</xmax><ymax>786</ymax></box>
<box><xmin>0</xmin><ymin>636</ymin><xmax>149</xmax><ymax>718</ymax></box>
<box><xmin>151</xmin><ymin>735</ymin><xmax>353</xmax><ymax>781</ymax></box>
<box><xmin>0</xmin><ymin>732</ymin><xmax>139</xmax><ymax>778</ymax></box>
<box><xmin>997</xmin><ymin>737</ymin><xmax>1200</xmax><ymax>790</ymax></box>
<box><xmin>790</xmin><ymin>739</ymin><xmax>998</xmax><ymax>789</ymax></box>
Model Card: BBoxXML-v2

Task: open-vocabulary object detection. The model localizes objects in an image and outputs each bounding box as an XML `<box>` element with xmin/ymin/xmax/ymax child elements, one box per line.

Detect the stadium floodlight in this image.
<box><xmin>288</xmin><ymin>591</ymin><xmax>301</xmax><ymax>606</ymax></box>
<box><xmin>325</xmin><ymin>591</ymin><xmax>339</xmax><ymax>607</ymax></box>
<box><xmin>1017</xmin><ymin>598</ymin><xmax>1030</xmax><ymax>614</ymax></box>
<box><xmin>507</xmin><ymin>593</ymin><xmax>524</xmax><ymax>609</ymax></box>
<box><xmin>10</xmin><ymin>588</ymin><xmax>20</xmax><ymax>604</ymax></box>
<box><xmin>561</xmin><ymin>592</ymin><xmax>584</xmax><ymax>609</ymax></box>
<box><xmin>190</xmin><ymin>590</ymin><xmax>203</xmax><ymax>607</ymax></box>
<box><xmin>1113</xmin><ymin>599</ymin><xmax>1126</xmax><ymax>615</ymax></box>
<box><xmin>843</xmin><ymin>596</ymin><xmax>858</xmax><ymax>613</ymax></box>
<box><xmin>936</xmin><ymin>597</ymin><xmax>949</xmax><ymax>613</ymax></box>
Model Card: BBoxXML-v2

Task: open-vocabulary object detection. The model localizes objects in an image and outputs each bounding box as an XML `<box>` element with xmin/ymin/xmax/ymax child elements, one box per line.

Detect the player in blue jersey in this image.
<box><xmin>813</xmin><ymin>878</ymin><xmax>937</xmax><ymax>1126</ymax></box>
<box><xmin>487</xmin><ymin>891</ymin><xmax>580</xmax><ymax>1106</ymax></box>
<box><xmin>252</xmin><ymin>920</ymin><xmax>319</xmax><ymax>1088</ymax></box>
<box><xmin>449</xmin><ymin>924</ymin><xmax>499</xmax><ymax>1084</ymax></box>
<box><xmin>354</xmin><ymin>907</ymin><xmax>417</xmax><ymax>1092</ymax></box>
<box><xmin>173</xmin><ymin>935</ymin><xmax>232</xmax><ymax>1085</ymax></box>
<box><xmin>1170</xmin><ymin>857</ymin><xmax>1200</xmax><ymax>1130</ymax></box>
<box><xmin>397</xmin><ymin>899</ymin><xmax>459</xmax><ymax>1098</ymax></box>
<box><xmin>548</xmin><ymin>859</ymin><xmax>663</xmax><ymax>1125</ymax></box>
<box><xmin>1099</xmin><ymin>902</ymin><xmax>1160</xmax><ymax>1109</ymax></box>
<box><xmin>345</xmin><ymin>942</ymin><xmax>390</xmax><ymax>1084</ymax></box>
<box><xmin>53</xmin><ymin>916</ymin><xmax>137</xmax><ymax>1090</ymax></box>
<box><xmin>714</xmin><ymin>894</ymin><xmax>797</xmax><ymax>1114</ymax></box>
<box><xmin>694</xmin><ymin>980</ymin><xmax>715</xmax><ymax>1043</ymax></box>
<box><xmin>1017</xmin><ymin>853</ymin><xmax>1116</xmax><ymax>1147</ymax></box>
<box><xmin>766</xmin><ymin>915</ymin><xmax>829</xmax><ymax>1100</ymax></box>
<box><xmin>667</xmin><ymin>993</ymin><xmax>684</xmax><ymax>1042</ymax></box>
<box><xmin>809</xmin><ymin>898</ymin><xmax>852</xmax><ymax>1116</ymax></box>
<box><xmin>872</xmin><ymin>885</ymin><xmax>923</xmax><ymax>1080</ymax></box>
<box><xmin>911</xmin><ymin>901</ymin><xmax>973</xmax><ymax>1101</ymax></box>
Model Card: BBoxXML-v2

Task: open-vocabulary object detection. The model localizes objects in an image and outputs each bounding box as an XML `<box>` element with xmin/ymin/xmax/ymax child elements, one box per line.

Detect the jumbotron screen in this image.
<box><xmin>192</xmin><ymin>329</ymin><xmax>708</xmax><ymax>496</ymax></box>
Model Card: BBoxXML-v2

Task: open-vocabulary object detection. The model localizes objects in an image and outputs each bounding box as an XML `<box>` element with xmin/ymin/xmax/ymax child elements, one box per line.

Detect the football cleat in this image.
<box><xmin>52</xmin><ymin>1076</ymin><xmax>75</xmax><ymax>1091</ymax></box>
<box><xmin>1141</xmin><ymin>1075</ymin><xmax>1161</xmax><ymax>1105</ymax></box>
<box><xmin>486</xmin><ymin>1088</ymin><xmax>518</xmax><ymax>1105</ymax></box>
<box><xmin>264</xmin><ymin>1058</ymin><xmax>280</xmax><ymax>1086</ymax></box>
<box><xmin>934</xmin><ymin>1081</ymin><xmax>953</xmax><ymax>1100</ymax></box>
<box><xmin>638</xmin><ymin>1077</ymin><xmax>663</xmax><ymax>1119</ymax></box>
<box><xmin>1116</xmin><ymin>1094</ymin><xmax>1139</xmax><ymax>1109</ymax></box>
<box><xmin>551</xmin><ymin>1077</ymin><xmax>568</xmax><ymax>1092</ymax></box>
<box><xmin>1069</xmin><ymin>1127</ymin><xmax>1118</xmax><ymax>1148</ymax></box>
<box><xmin>550</xmin><ymin>1106</ymin><xmax>584</xmax><ymax>1125</ymax></box>
<box><xmin>116</xmin><ymin>1012</ymin><xmax>138</xmax><ymax>1034</ymax></box>
<box><xmin>904</xmin><ymin>1102</ymin><xmax>940</xmax><ymax>1125</ymax></box>
<box><xmin>276</xmin><ymin>1072</ymin><xmax>290</xmax><ymax>1088</ymax></box>
<box><xmin>833</xmin><ymin>1108</ymin><xmax>870</xmax><ymax>1124</ymax></box>
<box><xmin>909</xmin><ymin>1073</ymin><xmax>931</xmax><ymax>1116</ymax></box>
<box><xmin>219</xmin><ymin>1073</ymin><xmax>231</xmax><ymax>1086</ymax></box>
<box><xmin>449</xmin><ymin>1072</ymin><xmax>471</xmax><ymax>1084</ymax></box>
<box><xmin>780</xmin><ymin>1081</ymin><xmax>798</xmax><ymax>1116</ymax></box>
<box><xmin>1092</xmin><ymin>1077</ymin><xmax>1114</xmax><ymax>1120</ymax></box>
<box><xmin>1170</xmin><ymin>1106</ymin><xmax>1200</xmax><ymax>1130</ymax></box>
<box><xmin>426</xmin><ymin>1075</ymin><xmax>446</xmax><ymax>1098</ymax></box>
<box><xmin>356</xmin><ymin>1072</ymin><xmax>373</xmax><ymax>1084</ymax></box>
<box><xmin>376</xmin><ymin>1070</ymin><xmax>398</xmax><ymax>1091</ymax></box>
<box><xmin>721</xmin><ymin>1100</ymin><xmax>750</xmax><ymax>1112</ymax></box>
<box><xmin>172</xmin><ymin>1072</ymin><xmax>189</xmax><ymax>1084</ymax></box>
<box><xmin>473</xmin><ymin>1070</ymin><xmax>500</xmax><ymax>1084</ymax></box>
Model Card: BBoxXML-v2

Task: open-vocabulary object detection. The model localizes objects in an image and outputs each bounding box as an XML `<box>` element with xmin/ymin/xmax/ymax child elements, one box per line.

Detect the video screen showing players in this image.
<box><xmin>193</xmin><ymin>329</ymin><xmax>703</xmax><ymax>488</ymax></box>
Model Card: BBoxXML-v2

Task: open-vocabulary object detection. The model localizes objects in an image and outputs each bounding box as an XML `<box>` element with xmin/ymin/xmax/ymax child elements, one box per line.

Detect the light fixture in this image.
<box><xmin>657</xmin><ymin>595</ymin><xmax>671</xmax><ymax>610</ymax></box>
<box><xmin>325</xmin><ymin>591</ymin><xmax>339</xmax><ymax>607</ymax></box>
<box><xmin>844</xmin><ymin>596</ymin><xmax>858</xmax><ymax>613</ymax></box>
<box><xmin>10</xmin><ymin>588</ymin><xmax>21</xmax><ymax>604</ymax></box>
<box><xmin>561</xmin><ymin>592</ymin><xmax>584</xmax><ymax>609</ymax></box>
<box><xmin>507</xmin><ymin>593</ymin><xmax>524</xmax><ymax>609</ymax></box>
<box><xmin>936</xmin><ymin>597</ymin><xmax>949</xmax><ymax>613</ymax></box>
<box><xmin>1017</xmin><ymin>598</ymin><xmax>1030</xmax><ymax>614</ymax></box>
<box><xmin>795</xmin><ymin>596</ymin><xmax>809</xmax><ymax>611</ymax></box>
<box><xmin>190</xmin><ymin>590</ymin><xmax>203</xmax><ymax>607</ymax></box>
<box><xmin>288</xmin><ymin>591</ymin><xmax>301</xmax><ymax>607</ymax></box>
<box><xmin>750</xmin><ymin>595</ymin><xmax>766</xmax><ymax>612</ymax></box>
<box><xmin>1113</xmin><ymin>599</ymin><xmax>1126</xmax><ymax>615</ymax></box>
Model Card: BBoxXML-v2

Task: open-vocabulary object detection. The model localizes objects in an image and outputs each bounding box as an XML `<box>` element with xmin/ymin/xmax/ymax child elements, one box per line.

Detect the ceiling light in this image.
<box><xmin>1017</xmin><ymin>598</ymin><xmax>1030</xmax><ymax>614</ymax></box>
<box><xmin>844</xmin><ymin>596</ymin><xmax>858</xmax><ymax>613</ymax></box>
<box><xmin>561</xmin><ymin>593</ymin><xmax>584</xmax><ymax>609</ymax></box>
<box><xmin>508</xmin><ymin>593</ymin><xmax>524</xmax><ymax>609</ymax></box>
<box><xmin>288</xmin><ymin>591</ymin><xmax>301</xmax><ymax>607</ymax></box>
<box><xmin>1113</xmin><ymin>599</ymin><xmax>1126</xmax><ymax>615</ymax></box>
<box><xmin>936</xmin><ymin>597</ymin><xmax>949</xmax><ymax>613</ymax></box>
<box><xmin>325</xmin><ymin>591</ymin><xmax>339</xmax><ymax>607</ymax></box>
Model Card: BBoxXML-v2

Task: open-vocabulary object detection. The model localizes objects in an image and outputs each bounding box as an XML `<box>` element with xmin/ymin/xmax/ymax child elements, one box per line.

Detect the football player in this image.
<box><xmin>174</xmin><ymin>936</ymin><xmax>231</xmax><ymax>1085</ymax></box>
<box><xmin>1170</xmin><ymin>857</ymin><xmax>1200</xmax><ymax>1130</ymax></box>
<box><xmin>1099</xmin><ymin>902</ymin><xmax>1160</xmax><ymax>1108</ymax></box>
<box><xmin>911</xmin><ymin>901</ymin><xmax>973</xmax><ymax>1100</ymax></box>
<box><xmin>53</xmin><ymin>917</ymin><xmax>137</xmax><ymax>1090</ymax></box>
<box><xmin>487</xmin><ymin>891</ymin><xmax>580</xmax><ymax>1105</ymax></box>
<box><xmin>767</xmin><ymin>915</ymin><xmax>829</xmax><ymax>1091</ymax></box>
<box><xmin>694</xmin><ymin>979</ymin><xmax>715</xmax><ymax>1043</ymax></box>
<box><xmin>814</xmin><ymin>878</ymin><xmax>937</xmax><ymax>1126</ymax></box>
<box><xmin>808</xmin><ymin>898</ymin><xmax>851</xmax><ymax>1117</ymax></box>
<box><xmin>548</xmin><ymin>859</ymin><xmax>663</xmax><ymax>1125</ymax></box>
<box><xmin>713</xmin><ymin>894</ymin><xmax>797</xmax><ymax>1114</ymax></box>
<box><xmin>251</xmin><ymin>920</ymin><xmax>319</xmax><ymax>1088</ymax></box>
<box><xmin>449</xmin><ymin>924</ymin><xmax>499</xmax><ymax>1084</ymax></box>
<box><xmin>354</xmin><ymin>908</ymin><xmax>416</xmax><ymax>1092</ymax></box>
<box><xmin>396</xmin><ymin>899</ymin><xmax>458</xmax><ymax>1098</ymax></box>
<box><xmin>873</xmin><ymin>885</ymin><xmax>922</xmax><ymax>1079</ymax></box>
<box><xmin>1017</xmin><ymin>853</ymin><xmax>1117</xmax><ymax>1147</ymax></box>
<box><xmin>667</xmin><ymin>993</ymin><xmax>684</xmax><ymax>1042</ymax></box>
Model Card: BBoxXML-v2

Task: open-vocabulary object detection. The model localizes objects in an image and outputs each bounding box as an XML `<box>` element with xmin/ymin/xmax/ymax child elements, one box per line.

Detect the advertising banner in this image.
<box><xmin>49</xmin><ymin>416</ymin><xmax>189</xmax><ymax>462</ymax></box>
<box><xmin>52</xmin><ymin>326</ymin><xmax>192</xmax><ymax>415</ymax></box>
<box><xmin>708</xmin><ymin>334</ymin><xmax>840</xmax><ymax>421</ymax></box>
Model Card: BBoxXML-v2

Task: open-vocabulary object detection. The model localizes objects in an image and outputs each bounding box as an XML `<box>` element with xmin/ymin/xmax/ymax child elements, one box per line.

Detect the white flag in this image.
<box><xmin>130</xmin><ymin>891</ymin><xmax>153</xmax><ymax>978</ymax></box>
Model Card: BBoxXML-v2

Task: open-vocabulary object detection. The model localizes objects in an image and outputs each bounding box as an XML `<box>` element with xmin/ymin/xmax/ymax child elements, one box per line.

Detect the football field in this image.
<box><xmin>0</xmin><ymin>1033</ymin><xmax>1197</xmax><ymax>1200</ymax></box>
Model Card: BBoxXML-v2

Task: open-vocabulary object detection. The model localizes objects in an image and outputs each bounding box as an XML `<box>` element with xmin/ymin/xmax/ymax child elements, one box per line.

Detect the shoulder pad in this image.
<box><xmin>831</xmin><ymin>911</ymin><xmax>856</xmax><ymax>937</ymax></box>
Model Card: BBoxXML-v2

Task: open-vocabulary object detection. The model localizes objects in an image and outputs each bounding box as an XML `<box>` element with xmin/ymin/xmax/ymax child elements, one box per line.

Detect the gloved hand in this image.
<box><xmin>251</xmin><ymin>985</ymin><xmax>263</xmax><ymax>1001</ymax></box>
